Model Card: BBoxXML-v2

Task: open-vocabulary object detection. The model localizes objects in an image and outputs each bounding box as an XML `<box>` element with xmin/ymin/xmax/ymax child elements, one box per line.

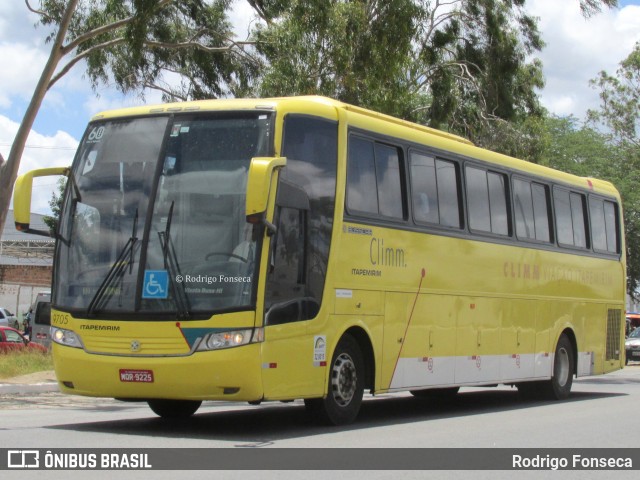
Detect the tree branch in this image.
<box><xmin>49</xmin><ymin>38</ymin><xmax>127</xmax><ymax>89</ymax></box>
<box><xmin>60</xmin><ymin>0</ymin><xmax>175</xmax><ymax>55</ymax></box>
<box><xmin>24</xmin><ymin>0</ymin><xmax>53</xmax><ymax>22</ymax></box>
<box><xmin>143</xmin><ymin>39</ymin><xmax>257</xmax><ymax>52</ymax></box>
<box><xmin>143</xmin><ymin>82</ymin><xmax>188</xmax><ymax>101</ymax></box>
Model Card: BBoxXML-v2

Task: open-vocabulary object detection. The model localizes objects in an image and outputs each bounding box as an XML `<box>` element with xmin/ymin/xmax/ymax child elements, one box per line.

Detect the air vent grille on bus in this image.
<box><xmin>606</xmin><ymin>309</ymin><xmax>622</xmax><ymax>361</ymax></box>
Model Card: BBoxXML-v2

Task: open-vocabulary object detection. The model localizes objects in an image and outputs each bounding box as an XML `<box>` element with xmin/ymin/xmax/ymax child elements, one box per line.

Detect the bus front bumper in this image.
<box><xmin>52</xmin><ymin>343</ymin><xmax>264</xmax><ymax>401</ymax></box>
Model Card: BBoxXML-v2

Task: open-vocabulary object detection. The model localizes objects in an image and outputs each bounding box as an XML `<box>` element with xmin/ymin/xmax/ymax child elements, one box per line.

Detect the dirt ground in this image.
<box><xmin>2</xmin><ymin>370</ymin><xmax>57</xmax><ymax>384</ymax></box>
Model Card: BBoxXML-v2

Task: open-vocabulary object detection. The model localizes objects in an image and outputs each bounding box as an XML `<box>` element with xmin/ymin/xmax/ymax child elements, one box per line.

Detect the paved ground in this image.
<box><xmin>0</xmin><ymin>370</ymin><xmax>58</xmax><ymax>395</ymax></box>
<box><xmin>1</xmin><ymin>370</ymin><xmax>56</xmax><ymax>384</ymax></box>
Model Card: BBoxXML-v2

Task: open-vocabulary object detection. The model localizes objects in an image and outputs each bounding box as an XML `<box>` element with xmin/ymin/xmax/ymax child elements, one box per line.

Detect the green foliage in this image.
<box><xmin>542</xmin><ymin>115</ymin><xmax>640</xmax><ymax>298</ymax></box>
<box><xmin>37</xmin><ymin>0</ymin><xmax>255</xmax><ymax>100</ymax></box>
<box><xmin>587</xmin><ymin>41</ymin><xmax>640</xmax><ymax>297</ymax></box>
<box><xmin>43</xmin><ymin>177</ymin><xmax>67</xmax><ymax>235</ymax></box>
<box><xmin>588</xmin><ymin>41</ymin><xmax>640</xmax><ymax>148</ymax></box>
<box><xmin>246</xmin><ymin>0</ymin><xmax>545</xmax><ymax>156</ymax></box>
<box><xmin>0</xmin><ymin>350</ymin><xmax>53</xmax><ymax>380</ymax></box>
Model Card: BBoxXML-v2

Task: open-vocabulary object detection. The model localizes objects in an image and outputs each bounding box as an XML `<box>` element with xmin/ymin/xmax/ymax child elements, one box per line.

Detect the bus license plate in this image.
<box><xmin>119</xmin><ymin>369</ymin><xmax>154</xmax><ymax>383</ymax></box>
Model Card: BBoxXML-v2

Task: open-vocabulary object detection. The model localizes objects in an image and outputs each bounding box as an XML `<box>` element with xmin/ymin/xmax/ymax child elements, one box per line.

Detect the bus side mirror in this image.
<box><xmin>13</xmin><ymin>167</ymin><xmax>69</xmax><ymax>236</ymax></box>
<box><xmin>245</xmin><ymin>157</ymin><xmax>286</xmax><ymax>229</ymax></box>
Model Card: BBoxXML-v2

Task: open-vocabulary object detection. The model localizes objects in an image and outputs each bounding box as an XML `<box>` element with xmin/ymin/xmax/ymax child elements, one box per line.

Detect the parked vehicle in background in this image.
<box><xmin>0</xmin><ymin>326</ymin><xmax>48</xmax><ymax>353</ymax></box>
<box><xmin>31</xmin><ymin>292</ymin><xmax>51</xmax><ymax>349</ymax></box>
<box><xmin>627</xmin><ymin>313</ymin><xmax>640</xmax><ymax>336</ymax></box>
<box><xmin>626</xmin><ymin>327</ymin><xmax>640</xmax><ymax>365</ymax></box>
<box><xmin>0</xmin><ymin>308</ymin><xmax>19</xmax><ymax>329</ymax></box>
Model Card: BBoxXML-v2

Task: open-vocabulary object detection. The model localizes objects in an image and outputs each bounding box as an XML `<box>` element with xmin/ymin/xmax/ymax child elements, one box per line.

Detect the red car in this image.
<box><xmin>0</xmin><ymin>326</ymin><xmax>48</xmax><ymax>353</ymax></box>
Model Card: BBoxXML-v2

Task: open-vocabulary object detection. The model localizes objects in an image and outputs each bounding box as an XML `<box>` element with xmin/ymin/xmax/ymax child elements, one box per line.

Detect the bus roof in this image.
<box><xmin>90</xmin><ymin>95</ymin><xmax>620</xmax><ymax>199</ymax></box>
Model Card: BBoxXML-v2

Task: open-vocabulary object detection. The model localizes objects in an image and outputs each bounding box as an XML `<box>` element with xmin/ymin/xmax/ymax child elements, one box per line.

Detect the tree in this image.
<box><xmin>43</xmin><ymin>177</ymin><xmax>67</xmax><ymax>235</ymax></box>
<box><xmin>587</xmin><ymin>41</ymin><xmax>640</xmax><ymax>297</ymax></box>
<box><xmin>0</xmin><ymin>0</ymin><xmax>255</xmax><ymax>239</ymax></box>
<box><xmin>245</xmin><ymin>0</ymin><xmax>546</xmax><ymax>153</ymax></box>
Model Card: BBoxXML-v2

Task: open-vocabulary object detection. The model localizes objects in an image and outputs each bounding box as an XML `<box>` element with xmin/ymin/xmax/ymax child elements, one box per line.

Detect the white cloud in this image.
<box><xmin>528</xmin><ymin>1</ymin><xmax>640</xmax><ymax>118</ymax></box>
<box><xmin>229</xmin><ymin>0</ymin><xmax>258</xmax><ymax>39</ymax></box>
<box><xmin>0</xmin><ymin>115</ymin><xmax>78</xmax><ymax>215</ymax></box>
<box><xmin>0</xmin><ymin>42</ymin><xmax>49</xmax><ymax>108</ymax></box>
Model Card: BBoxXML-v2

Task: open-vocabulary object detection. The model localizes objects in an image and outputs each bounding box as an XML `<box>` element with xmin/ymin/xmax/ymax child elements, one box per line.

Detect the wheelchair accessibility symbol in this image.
<box><xmin>142</xmin><ymin>270</ymin><xmax>169</xmax><ymax>299</ymax></box>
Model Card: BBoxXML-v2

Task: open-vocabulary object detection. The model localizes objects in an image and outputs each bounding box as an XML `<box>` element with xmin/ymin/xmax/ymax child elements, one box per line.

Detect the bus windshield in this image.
<box><xmin>54</xmin><ymin>112</ymin><xmax>273</xmax><ymax>318</ymax></box>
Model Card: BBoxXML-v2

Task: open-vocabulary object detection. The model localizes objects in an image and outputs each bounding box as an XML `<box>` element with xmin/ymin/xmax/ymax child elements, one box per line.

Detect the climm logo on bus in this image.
<box><xmin>370</xmin><ymin>237</ymin><xmax>407</xmax><ymax>268</ymax></box>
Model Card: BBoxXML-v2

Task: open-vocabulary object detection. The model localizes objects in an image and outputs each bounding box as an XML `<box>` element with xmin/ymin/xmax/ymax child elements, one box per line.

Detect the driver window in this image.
<box><xmin>265</xmin><ymin>207</ymin><xmax>306</xmax><ymax>322</ymax></box>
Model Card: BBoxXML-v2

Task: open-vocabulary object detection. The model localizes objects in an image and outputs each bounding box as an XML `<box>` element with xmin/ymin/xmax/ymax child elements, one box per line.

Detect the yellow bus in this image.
<box><xmin>14</xmin><ymin>96</ymin><xmax>625</xmax><ymax>425</ymax></box>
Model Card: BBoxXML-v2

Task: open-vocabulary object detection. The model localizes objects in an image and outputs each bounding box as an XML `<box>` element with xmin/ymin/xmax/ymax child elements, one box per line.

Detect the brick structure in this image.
<box><xmin>0</xmin><ymin>264</ymin><xmax>52</xmax><ymax>286</ymax></box>
<box><xmin>1</xmin><ymin>210</ymin><xmax>54</xmax><ymax>317</ymax></box>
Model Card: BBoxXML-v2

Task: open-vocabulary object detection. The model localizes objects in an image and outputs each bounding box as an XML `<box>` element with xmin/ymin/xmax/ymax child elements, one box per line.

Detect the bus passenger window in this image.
<box><xmin>437</xmin><ymin>160</ymin><xmax>462</xmax><ymax>228</ymax></box>
<box><xmin>555</xmin><ymin>188</ymin><xmax>588</xmax><ymax>249</ymax></box>
<box><xmin>466</xmin><ymin>166</ymin><xmax>491</xmax><ymax>232</ymax></box>
<box><xmin>590</xmin><ymin>197</ymin><xmax>607</xmax><ymax>251</ymax></box>
<box><xmin>590</xmin><ymin>197</ymin><xmax>619</xmax><ymax>254</ymax></box>
<box><xmin>347</xmin><ymin>136</ymin><xmax>405</xmax><ymax>220</ymax></box>
<box><xmin>466</xmin><ymin>166</ymin><xmax>509</xmax><ymax>235</ymax></box>
<box><xmin>604</xmin><ymin>201</ymin><xmax>619</xmax><ymax>253</ymax></box>
<box><xmin>570</xmin><ymin>192</ymin><xmax>588</xmax><ymax>248</ymax></box>
<box><xmin>411</xmin><ymin>153</ymin><xmax>462</xmax><ymax>228</ymax></box>
<box><xmin>514</xmin><ymin>179</ymin><xmax>550</xmax><ymax>242</ymax></box>
<box><xmin>375</xmin><ymin>144</ymin><xmax>404</xmax><ymax>219</ymax></box>
<box><xmin>347</xmin><ymin>137</ymin><xmax>378</xmax><ymax>215</ymax></box>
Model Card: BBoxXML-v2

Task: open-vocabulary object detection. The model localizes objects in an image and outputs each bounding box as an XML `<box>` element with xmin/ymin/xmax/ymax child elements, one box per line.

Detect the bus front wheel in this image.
<box><xmin>148</xmin><ymin>399</ymin><xmax>202</xmax><ymax>419</ymax></box>
<box><xmin>305</xmin><ymin>334</ymin><xmax>365</xmax><ymax>426</ymax></box>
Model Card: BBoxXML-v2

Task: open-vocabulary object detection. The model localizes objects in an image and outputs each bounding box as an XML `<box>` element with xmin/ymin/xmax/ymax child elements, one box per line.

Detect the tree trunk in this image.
<box><xmin>0</xmin><ymin>0</ymin><xmax>78</xmax><ymax>239</ymax></box>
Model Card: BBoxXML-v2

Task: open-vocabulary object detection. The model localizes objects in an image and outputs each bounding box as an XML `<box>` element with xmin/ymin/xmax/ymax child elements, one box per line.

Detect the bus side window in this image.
<box><xmin>347</xmin><ymin>135</ymin><xmax>405</xmax><ymax>220</ymax></box>
<box><xmin>554</xmin><ymin>188</ymin><xmax>589</xmax><ymax>249</ymax></box>
<box><xmin>347</xmin><ymin>137</ymin><xmax>378</xmax><ymax>215</ymax></box>
<box><xmin>589</xmin><ymin>197</ymin><xmax>620</xmax><ymax>254</ymax></box>
<box><xmin>514</xmin><ymin>178</ymin><xmax>551</xmax><ymax>243</ymax></box>
<box><xmin>410</xmin><ymin>152</ymin><xmax>462</xmax><ymax>229</ymax></box>
<box><xmin>465</xmin><ymin>165</ymin><xmax>509</xmax><ymax>236</ymax></box>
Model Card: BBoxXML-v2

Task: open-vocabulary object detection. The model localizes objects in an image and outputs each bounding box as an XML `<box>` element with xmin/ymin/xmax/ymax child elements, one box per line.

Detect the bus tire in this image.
<box><xmin>517</xmin><ymin>335</ymin><xmax>575</xmax><ymax>400</ymax></box>
<box><xmin>305</xmin><ymin>334</ymin><xmax>364</xmax><ymax>425</ymax></box>
<box><xmin>547</xmin><ymin>334</ymin><xmax>576</xmax><ymax>400</ymax></box>
<box><xmin>543</xmin><ymin>334</ymin><xmax>575</xmax><ymax>400</ymax></box>
<box><xmin>148</xmin><ymin>399</ymin><xmax>202</xmax><ymax>419</ymax></box>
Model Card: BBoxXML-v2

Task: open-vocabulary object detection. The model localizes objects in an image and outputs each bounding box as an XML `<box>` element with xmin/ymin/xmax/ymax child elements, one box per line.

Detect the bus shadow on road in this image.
<box><xmin>46</xmin><ymin>387</ymin><xmax>625</xmax><ymax>443</ymax></box>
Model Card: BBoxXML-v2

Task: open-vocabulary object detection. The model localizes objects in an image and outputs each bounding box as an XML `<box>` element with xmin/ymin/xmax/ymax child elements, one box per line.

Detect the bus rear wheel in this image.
<box><xmin>305</xmin><ymin>334</ymin><xmax>364</xmax><ymax>426</ymax></box>
<box><xmin>544</xmin><ymin>334</ymin><xmax>574</xmax><ymax>400</ymax></box>
<box><xmin>148</xmin><ymin>399</ymin><xmax>202</xmax><ymax>419</ymax></box>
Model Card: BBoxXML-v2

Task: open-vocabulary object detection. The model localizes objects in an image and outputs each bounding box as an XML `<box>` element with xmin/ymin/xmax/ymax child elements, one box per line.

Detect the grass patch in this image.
<box><xmin>0</xmin><ymin>350</ymin><xmax>54</xmax><ymax>380</ymax></box>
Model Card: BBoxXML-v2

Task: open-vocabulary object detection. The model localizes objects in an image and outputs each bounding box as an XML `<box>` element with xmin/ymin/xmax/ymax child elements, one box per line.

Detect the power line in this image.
<box><xmin>0</xmin><ymin>143</ymin><xmax>76</xmax><ymax>151</ymax></box>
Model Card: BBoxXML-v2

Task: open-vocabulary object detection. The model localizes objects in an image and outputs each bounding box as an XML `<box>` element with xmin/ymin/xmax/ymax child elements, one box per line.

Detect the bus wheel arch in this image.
<box><xmin>517</xmin><ymin>329</ymin><xmax>577</xmax><ymax>401</ymax></box>
<box><xmin>343</xmin><ymin>326</ymin><xmax>375</xmax><ymax>392</ymax></box>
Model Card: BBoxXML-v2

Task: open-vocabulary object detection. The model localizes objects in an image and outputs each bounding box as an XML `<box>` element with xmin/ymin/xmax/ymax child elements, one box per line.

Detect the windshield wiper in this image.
<box><xmin>158</xmin><ymin>201</ymin><xmax>191</xmax><ymax>320</ymax></box>
<box><xmin>86</xmin><ymin>209</ymin><xmax>139</xmax><ymax>316</ymax></box>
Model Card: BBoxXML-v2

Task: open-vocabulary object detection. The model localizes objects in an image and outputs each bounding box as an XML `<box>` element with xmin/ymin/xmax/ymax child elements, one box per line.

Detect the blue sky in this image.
<box><xmin>1</xmin><ymin>0</ymin><xmax>640</xmax><ymax>214</ymax></box>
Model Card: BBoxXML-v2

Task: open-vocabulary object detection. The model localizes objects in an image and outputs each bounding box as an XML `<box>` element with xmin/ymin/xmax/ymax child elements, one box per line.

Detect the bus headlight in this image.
<box><xmin>197</xmin><ymin>328</ymin><xmax>263</xmax><ymax>351</ymax></box>
<box><xmin>51</xmin><ymin>327</ymin><xmax>84</xmax><ymax>349</ymax></box>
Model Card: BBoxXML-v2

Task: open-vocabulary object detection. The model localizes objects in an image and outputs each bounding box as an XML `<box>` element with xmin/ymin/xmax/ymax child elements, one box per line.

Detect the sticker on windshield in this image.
<box><xmin>86</xmin><ymin>126</ymin><xmax>105</xmax><ymax>143</ymax></box>
<box><xmin>142</xmin><ymin>270</ymin><xmax>169</xmax><ymax>299</ymax></box>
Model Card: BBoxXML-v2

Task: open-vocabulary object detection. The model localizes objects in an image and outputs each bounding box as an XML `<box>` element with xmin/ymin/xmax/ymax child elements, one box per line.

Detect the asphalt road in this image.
<box><xmin>1</xmin><ymin>365</ymin><xmax>639</xmax><ymax>479</ymax></box>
